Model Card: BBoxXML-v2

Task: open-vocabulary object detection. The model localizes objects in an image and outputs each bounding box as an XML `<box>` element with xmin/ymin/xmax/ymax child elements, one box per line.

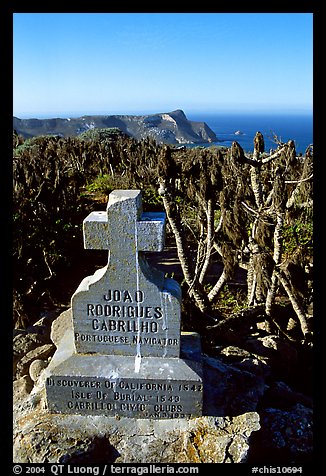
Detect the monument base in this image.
<box><xmin>45</xmin><ymin>331</ymin><xmax>203</xmax><ymax>419</ymax></box>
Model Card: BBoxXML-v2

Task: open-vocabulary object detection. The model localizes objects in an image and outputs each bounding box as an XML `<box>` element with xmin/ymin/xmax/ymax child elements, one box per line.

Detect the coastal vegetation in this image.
<box><xmin>13</xmin><ymin>128</ymin><xmax>313</xmax><ymax>386</ymax></box>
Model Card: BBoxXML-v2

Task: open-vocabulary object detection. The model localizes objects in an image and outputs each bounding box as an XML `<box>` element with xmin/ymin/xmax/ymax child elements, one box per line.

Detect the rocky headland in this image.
<box><xmin>13</xmin><ymin>109</ymin><xmax>217</xmax><ymax>145</ymax></box>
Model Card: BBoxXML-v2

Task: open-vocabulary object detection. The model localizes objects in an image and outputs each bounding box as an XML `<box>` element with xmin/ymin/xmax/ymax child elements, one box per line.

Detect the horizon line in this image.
<box><xmin>14</xmin><ymin>108</ymin><xmax>313</xmax><ymax>120</ymax></box>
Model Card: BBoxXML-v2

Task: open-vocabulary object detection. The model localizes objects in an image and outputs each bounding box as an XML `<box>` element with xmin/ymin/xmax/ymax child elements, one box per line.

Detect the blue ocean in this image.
<box><xmin>188</xmin><ymin>113</ymin><xmax>313</xmax><ymax>155</ymax></box>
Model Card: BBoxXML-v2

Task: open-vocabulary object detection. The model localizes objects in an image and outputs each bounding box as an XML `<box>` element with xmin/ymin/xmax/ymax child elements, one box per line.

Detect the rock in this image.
<box><xmin>14</xmin><ymin>332</ymin><xmax>47</xmax><ymax>361</ymax></box>
<box><xmin>260</xmin><ymin>381</ymin><xmax>313</xmax><ymax>410</ymax></box>
<box><xmin>245</xmin><ymin>335</ymin><xmax>298</xmax><ymax>378</ymax></box>
<box><xmin>26</xmin><ymin>315</ymin><xmax>52</xmax><ymax>337</ymax></box>
<box><xmin>246</xmin><ymin>335</ymin><xmax>297</xmax><ymax>361</ymax></box>
<box><xmin>13</xmin><ymin>110</ymin><xmax>217</xmax><ymax>145</ymax></box>
<box><xmin>13</xmin><ymin>375</ymin><xmax>34</xmax><ymax>404</ymax></box>
<box><xmin>13</xmin><ymin>395</ymin><xmax>260</xmax><ymax>463</ymax></box>
<box><xmin>232</xmin><ymin>357</ymin><xmax>271</xmax><ymax>379</ymax></box>
<box><xmin>50</xmin><ymin>308</ymin><xmax>73</xmax><ymax>348</ymax></box>
<box><xmin>248</xmin><ymin>404</ymin><xmax>313</xmax><ymax>463</ymax></box>
<box><xmin>13</xmin><ymin>332</ymin><xmax>49</xmax><ymax>379</ymax></box>
<box><xmin>15</xmin><ymin>344</ymin><xmax>55</xmax><ymax>379</ymax></box>
<box><xmin>217</xmin><ymin>345</ymin><xmax>271</xmax><ymax>378</ymax></box>
<box><xmin>29</xmin><ymin>359</ymin><xmax>48</xmax><ymax>383</ymax></box>
<box><xmin>203</xmin><ymin>355</ymin><xmax>266</xmax><ymax>416</ymax></box>
<box><xmin>219</xmin><ymin>345</ymin><xmax>252</xmax><ymax>361</ymax></box>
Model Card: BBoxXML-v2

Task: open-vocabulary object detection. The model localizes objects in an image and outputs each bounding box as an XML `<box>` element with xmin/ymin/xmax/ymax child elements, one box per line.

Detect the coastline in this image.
<box><xmin>188</xmin><ymin>112</ymin><xmax>313</xmax><ymax>154</ymax></box>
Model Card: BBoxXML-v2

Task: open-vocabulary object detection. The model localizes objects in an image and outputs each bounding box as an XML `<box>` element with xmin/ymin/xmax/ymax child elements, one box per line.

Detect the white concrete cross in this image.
<box><xmin>83</xmin><ymin>189</ymin><xmax>166</xmax><ymax>273</ymax></box>
<box><xmin>72</xmin><ymin>189</ymin><xmax>181</xmax><ymax>358</ymax></box>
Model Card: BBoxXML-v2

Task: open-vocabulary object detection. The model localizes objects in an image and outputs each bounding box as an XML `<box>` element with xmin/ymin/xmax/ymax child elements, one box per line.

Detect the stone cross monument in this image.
<box><xmin>45</xmin><ymin>190</ymin><xmax>203</xmax><ymax>419</ymax></box>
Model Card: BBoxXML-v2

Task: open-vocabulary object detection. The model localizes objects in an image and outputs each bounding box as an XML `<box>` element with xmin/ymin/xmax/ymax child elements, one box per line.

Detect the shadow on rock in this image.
<box><xmin>59</xmin><ymin>436</ymin><xmax>120</xmax><ymax>464</ymax></box>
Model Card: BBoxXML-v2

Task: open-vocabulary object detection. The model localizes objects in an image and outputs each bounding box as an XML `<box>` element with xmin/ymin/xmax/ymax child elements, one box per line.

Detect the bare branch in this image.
<box><xmin>241</xmin><ymin>201</ymin><xmax>259</xmax><ymax>217</ymax></box>
<box><xmin>268</xmin><ymin>174</ymin><xmax>313</xmax><ymax>185</ymax></box>
<box><xmin>208</xmin><ymin>270</ymin><xmax>227</xmax><ymax>302</ymax></box>
<box><xmin>43</xmin><ymin>249</ymin><xmax>54</xmax><ymax>281</ymax></box>
<box><xmin>199</xmin><ymin>199</ymin><xmax>214</xmax><ymax>284</ymax></box>
<box><xmin>261</xmin><ymin>146</ymin><xmax>287</xmax><ymax>164</ymax></box>
<box><xmin>274</xmin><ymin>268</ymin><xmax>311</xmax><ymax>338</ymax></box>
<box><xmin>158</xmin><ymin>177</ymin><xmax>209</xmax><ymax>313</ymax></box>
<box><xmin>265</xmin><ymin>212</ymin><xmax>283</xmax><ymax>317</ymax></box>
<box><xmin>214</xmin><ymin>213</ymin><xmax>223</xmax><ymax>234</ymax></box>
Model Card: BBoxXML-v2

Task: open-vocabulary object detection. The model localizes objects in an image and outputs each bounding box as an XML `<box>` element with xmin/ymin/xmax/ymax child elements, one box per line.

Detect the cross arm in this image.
<box><xmin>137</xmin><ymin>212</ymin><xmax>166</xmax><ymax>252</ymax></box>
<box><xmin>83</xmin><ymin>209</ymin><xmax>166</xmax><ymax>252</ymax></box>
<box><xmin>83</xmin><ymin>211</ymin><xmax>108</xmax><ymax>250</ymax></box>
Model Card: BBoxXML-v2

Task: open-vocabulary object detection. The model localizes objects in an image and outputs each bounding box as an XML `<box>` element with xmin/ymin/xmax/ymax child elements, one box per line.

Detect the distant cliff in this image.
<box><xmin>13</xmin><ymin>109</ymin><xmax>217</xmax><ymax>145</ymax></box>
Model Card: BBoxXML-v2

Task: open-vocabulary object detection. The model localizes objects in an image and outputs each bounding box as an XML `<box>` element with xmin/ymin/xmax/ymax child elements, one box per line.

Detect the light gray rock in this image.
<box><xmin>50</xmin><ymin>308</ymin><xmax>73</xmax><ymax>347</ymax></box>
<box><xmin>13</xmin><ymin>332</ymin><xmax>48</xmax><ymax>377</ymax></box>
<box><xmin>13</xmin><ymin>391</ymin><xmax>260</xmax><ymax>463</ymax></box>
<box><xmin>220</xmin><ymin>345</ymin><xmax>252</xmax><ymax>360</ymax></box>
<box><xmin>13</xmin><ymin>315</ymin><xmax>58</xmax><ymax>378</ymax></box>
<box><xmin>13</xmin><ymin>375</ymin><xmax>34</xmax><ymax>404</ymax></box>
<box><xmin>16</xmin><ymin>343</ymin><xmax>55</xmax><ymax>379</ymax></box>
<box><xmin>29</xmin><ymin>359</ymin><xmax>48</xmax><ymax>383</ymax></box>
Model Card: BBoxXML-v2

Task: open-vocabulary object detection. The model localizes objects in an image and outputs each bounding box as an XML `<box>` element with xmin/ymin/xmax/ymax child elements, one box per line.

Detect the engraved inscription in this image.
<box><xmin>73</xmin><ymin>287</ymin><xmax>180</xmax><ymax>353</ymax></box>
<box><xmin>46</xmin><ymin>191</ymin><xmax>202</xmax><ymax>419</ymax></box>
<box><xmin>87</xmin><ymin>289</ymin><xmax>163</xmax><ymax>323</ymax></box>
<box><xmin>46</xmin><ymin>376</ymin><xmax>203</xmax><ymax>419</ymax></box>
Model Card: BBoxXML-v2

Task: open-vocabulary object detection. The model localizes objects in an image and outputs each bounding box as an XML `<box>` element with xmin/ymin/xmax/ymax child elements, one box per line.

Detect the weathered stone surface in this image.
<box><xmin>72</xmin><ymin>190</ymin><xmax>181</xmax><ymax>358</ymax></box>
<box><xmin>16</xmin><ymin>344</ymin><xmax>55</xmax><ymax>379</ymax></box>
<box><xmin>50</xmin><ymin>308</ymin><xmax>73</xmax><ymax>347</ymax></box>
<box><xmin>45</xmin><ymin>331</ymin><xmax>203</xmax><ymax>419</ymax></box>
<box><xmin>45</xmin><ymin>190</ymin><xmax>203</xmax><ymax>419</ymax></box>
<box><xmin>29</xmin><ymin>359</ymin><xmax>48</xmax><ymax>383</ymax></box>
<box><xmin>13</xmin><ymin>375</ymin><xmax>34</xmax><ymax>404</ymax></box>
<box><xmin>13</xmin><ymin>397</ymin><xmax>260</xmax><ymax>463</ymax></box>
<box><xmin>203</xmin><ymin>356</ymin><xmax>266</xmax><ymax>416</ymax></box>
<box><xmin>14</xmin><ymin>313</ymin><xmax>58</xmax><ymax>378</ymax></box>
<box><xmin>14</xmin><ymin>332</ymin><xmax>48</xmax><ymax>376</ymax></box>
<box><xmin>13</xmin><ymin>340</ymin><xmax>313</xmax><ymax>463</ymax></box>
<box><xmin>220</xmin><ymin>345</ymin><xmax>253</xmax><ymax>360</ymax></box>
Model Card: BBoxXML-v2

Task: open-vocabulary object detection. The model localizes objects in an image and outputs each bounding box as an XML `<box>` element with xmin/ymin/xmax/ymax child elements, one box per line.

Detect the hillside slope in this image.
<box><xmin>13</xmin><ymin>109</ymin><xmax>217</xmax><ymax>145</ymax></box>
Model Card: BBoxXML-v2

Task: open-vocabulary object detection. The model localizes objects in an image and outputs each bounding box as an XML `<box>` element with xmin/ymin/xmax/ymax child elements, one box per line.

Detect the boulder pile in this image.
<box><xmin>13</xmin><ymin>309</ymin><xmax>313</xmax><ymax>464</ymax></box>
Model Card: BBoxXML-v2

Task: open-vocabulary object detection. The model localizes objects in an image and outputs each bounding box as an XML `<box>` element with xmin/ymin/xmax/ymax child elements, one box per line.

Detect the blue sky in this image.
<box><xmin>13</xmin><ymin>13</ymin><xmax>313</xmax><ymax>118</ymax></box>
